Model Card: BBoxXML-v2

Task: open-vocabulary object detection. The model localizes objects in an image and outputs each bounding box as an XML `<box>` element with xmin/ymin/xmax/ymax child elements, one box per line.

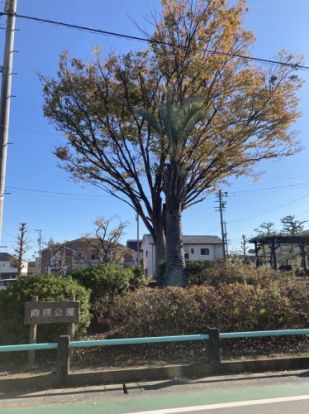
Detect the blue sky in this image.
<box><xmin>0</xmin><ymin>0</ymin><xmax>309</xmax><ymax>259</ymax></box>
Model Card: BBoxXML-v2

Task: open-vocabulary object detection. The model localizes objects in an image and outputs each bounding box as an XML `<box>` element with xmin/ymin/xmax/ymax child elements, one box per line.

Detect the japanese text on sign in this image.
<box><xmin>24</xmin><ymin>301</ymin><xmax>80</xmax><ymax>325</ymax></box>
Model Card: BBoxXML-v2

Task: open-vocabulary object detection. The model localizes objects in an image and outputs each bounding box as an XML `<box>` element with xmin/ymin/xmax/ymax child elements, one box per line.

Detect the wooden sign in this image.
<box><xmin>24</xmin><ymin>301</ymin><xmax>80</xmax><ymax>325</ymax></box>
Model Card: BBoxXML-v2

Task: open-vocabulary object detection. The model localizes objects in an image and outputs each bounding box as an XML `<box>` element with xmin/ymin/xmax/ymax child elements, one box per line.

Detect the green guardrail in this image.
<box><xmin>70</xmin><ymin>333</ymin><xmax>210</xmax><ymax>348</ymax></box>
<box><xmin>0</xmin><ymin>328</ymin><xmax>308</xmax><ymax>353</ymax></box>
<box><xmin>0</xmin><ymin>342</ymin><xmax>58</xmax><ymax>352</ymax></box>
<box><xmin>220</xmin><ymin>328</ymin><xmax>309</xmax><ymax>339</ymax></box>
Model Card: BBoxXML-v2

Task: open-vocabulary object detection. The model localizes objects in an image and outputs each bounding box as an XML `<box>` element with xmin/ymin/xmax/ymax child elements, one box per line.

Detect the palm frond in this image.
<box><xmin>135</xmin><ymin>108</ymin><xmax>162</xmax><ymax>134</ymax></box>
<box><xmin>137</xmin><ymin>96</ymin><xmax>208</xmax><ymax>157</ymax></box>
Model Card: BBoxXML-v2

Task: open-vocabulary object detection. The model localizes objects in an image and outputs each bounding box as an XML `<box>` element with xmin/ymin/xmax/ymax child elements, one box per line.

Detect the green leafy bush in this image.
<box><xmin>0</xmin><ymin>275</ymin><xmax>90</xmax><ymax>345</ymax></box>
<box><xmin>130</xmin><ymin>267</ymin><xmax>147</xmax><ymax>289</ymax></box>
<box><xmin>185</xmin><ymin>260</ymin><xmax>214</xmax><ymax>284</ymax></box>
<box><xmin>69</xmin><ymin>264</ymin><xmax>146</xmax><ymax>301</ymax></box>
<box><xmin>99</xmin><ymin>283</ymin><xmax>309</xmax><ymax>338</ymax></box>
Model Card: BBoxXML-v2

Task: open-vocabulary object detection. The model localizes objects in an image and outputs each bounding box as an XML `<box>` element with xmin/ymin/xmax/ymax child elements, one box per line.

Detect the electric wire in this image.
<box><xmin>0</xmin><ymin>11</ymin><xmax>308</xmax><ymax>70</ymax></box>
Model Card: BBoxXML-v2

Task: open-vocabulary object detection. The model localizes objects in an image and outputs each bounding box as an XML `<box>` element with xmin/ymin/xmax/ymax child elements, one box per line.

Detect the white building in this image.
<box><xmin>141</xmin><ymin>235</ymin><xmax>224</xmax><ymax>278</ymax></box>
<box><xmin>0</xmin><ymin>253</ymin><xmax>28</xmax><ymax>279</ymax></box>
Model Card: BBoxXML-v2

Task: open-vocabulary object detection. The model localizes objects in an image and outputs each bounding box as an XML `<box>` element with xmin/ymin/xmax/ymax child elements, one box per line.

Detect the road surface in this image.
<box><xmin>1</xmin><ymin>370</ymin><xmax>309</xmax><ymax>414</ymax></box>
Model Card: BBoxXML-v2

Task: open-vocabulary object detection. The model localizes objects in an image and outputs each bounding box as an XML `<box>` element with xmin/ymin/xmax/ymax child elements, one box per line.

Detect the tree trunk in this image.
<box><xmin>299</xmin><ymin>244</ymin><xmax>307</xmax><ymax>272</ymax></box>
<box><xmin>154</xmin><ymin>222</ymin><xmax>166</xmax><ymax>281</ymax></box>
<box><xmin>150</xmin><ymin>197</ymin><xmax>166</xmax><ymax>281</ymax></box>
<box><xmin>164</xmin><ymin>201</ymin><xmax>185</xmax><ymax>286</ymax></box>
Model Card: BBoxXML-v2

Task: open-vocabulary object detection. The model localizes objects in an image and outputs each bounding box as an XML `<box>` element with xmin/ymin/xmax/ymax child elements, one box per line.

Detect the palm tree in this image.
<box><xmin>138</xmin><ymin>96</ymin><xmax>208</xmax><ymax>286</ymax></box>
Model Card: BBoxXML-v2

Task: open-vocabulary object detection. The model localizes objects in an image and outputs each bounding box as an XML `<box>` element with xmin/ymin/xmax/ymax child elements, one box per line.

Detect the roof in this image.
<box><xmin>0</xmin><ymin>252</ymin><xmax>13</xmax><ymax>261</ymax></box>
<box><xmin>126</xmin><ymin>240</ymin><xmax>142</xmax><ymax>252</ymax></box>
<box><xmin>142</xmin><ymin>235</ymin><xmax>222</xmax><ymax>245</ymax></box>
<box><xmin>183</xmin><ymin>235</ymin><xmax>222</xmax><ymax>244</ymax></box>
<box><xmin>42</xmin><ymin>237</ymin><xmax>126</xmax><ymax>253</ymax></box>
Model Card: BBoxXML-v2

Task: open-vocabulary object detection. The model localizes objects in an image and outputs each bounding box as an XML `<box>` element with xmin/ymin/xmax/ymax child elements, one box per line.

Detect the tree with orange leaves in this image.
<box><xmin>42</xmin><ymin>0</ymin><xmax>302</xmax><ymax>284</ymax></box>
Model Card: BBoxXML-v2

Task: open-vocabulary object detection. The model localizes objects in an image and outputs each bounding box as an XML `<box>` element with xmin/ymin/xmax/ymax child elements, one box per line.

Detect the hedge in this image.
<box><xmin>186</xmin><ymin>261</ymin><xmax>293</xmax><ymax>286</ymax></box>
<box><xmin>98</xmin><ymin>283</ymin><xmax>309</xmax><ymax>338</ymax></box>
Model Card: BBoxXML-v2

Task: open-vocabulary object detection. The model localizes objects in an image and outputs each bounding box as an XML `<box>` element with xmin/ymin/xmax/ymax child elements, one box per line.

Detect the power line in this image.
<box><xmin>6</xmin><ymin>185</ymin><xmax>154</xmax><ymax>201</ymax></box>
<box><xmin>229</xmin><ymin>181</ymin><xmax>309</xmax><ymax>195</ymax></box>
<box><xmin>227</xmin><ymin>192</ymin><xmax>309</xmax><ymax>224</ymax></box>
<box><xmin>0</xmin><ymin>11</ymin><xmax>308</xmax><ymax>70</ymax></box>
<box><xmin>6</xmin><ymin>185</ymin><xmax>113</xmax><ymax>199</ymax></box>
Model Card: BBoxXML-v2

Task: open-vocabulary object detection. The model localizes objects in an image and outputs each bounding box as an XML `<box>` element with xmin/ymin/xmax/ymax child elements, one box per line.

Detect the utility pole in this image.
<box><xmin>216</xmin><ymin>190</ymin><xmax>228</xmax><ymax>260</ymax></box>
<box><xmin>136</xmin><ymin>213</ymin><xmax>140</xmax><ymax>266</ymax></box>
<box><xmin>35</xmin><ymin>229</ymin><xmax>42</xmax><ymax>273</ymax></box>
<box><xmin>224</xmin><ymin>221</ymin><xmax>228</xmax><ymax>256</ymax></box>
<box><xmin>35</xmin><ymin>229</ymin><xmax>42</xmax><ymax>253</ymax></box>
<box><xmin>0</xmin><ymin>0</ymin><xmax>17</xmax><ymax>243</ymax></box>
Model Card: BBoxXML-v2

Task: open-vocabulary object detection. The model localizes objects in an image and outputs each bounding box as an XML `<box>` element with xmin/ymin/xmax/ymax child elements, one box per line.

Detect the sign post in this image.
<box><xmin>28</xmin><ymin>295</ymin><xmax>38</xmax><ymax>366</ymax></box>
<box><xmin>67</xmin><ymin>294</ymin><xmax>76</xmax><ymax>360</ymax></box>
<box><xmin>24</xmin><ymin>299</ymin><xmax>80</xmax><ymax>366</ymax></box>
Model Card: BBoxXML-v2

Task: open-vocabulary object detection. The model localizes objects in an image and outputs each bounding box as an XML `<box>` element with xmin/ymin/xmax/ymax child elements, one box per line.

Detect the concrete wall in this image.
<box><xmin>142</xmin><ymin>236</ymin><xmax>224</xmax><ymax>278</ymax></box>
<box><xmin>184</xmin><ymin>244</ymin><xmax>224</xmax><ymax>261</ymax></box>
<box><xmin>142</xmin><ymin>236</ymin><xmax>155</xmax><ymax>278</ymax></box>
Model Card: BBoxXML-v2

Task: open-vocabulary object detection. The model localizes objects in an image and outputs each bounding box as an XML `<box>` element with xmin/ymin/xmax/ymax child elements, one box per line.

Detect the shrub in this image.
<box><xmin>0</xmin><ymin>275</ymin><xmax>90</xmax><ymax>345</ymax></box>
<box><xmin>100</xmin><ymin>283</ymin><xmax>308</xmax><ymax>338</ymax></box>
<box><xmin>187</xmin><ymin>261</ymin><xmax>293</xmax><ymax>287</ymax></box>
<box><xmin>281</xmin><ymin>283</ymin><xmax>309</xmax><ymax>326</ymax></box>
<box><xmin>185</xmin><ymin>260</ymin><xmax>214</xmax><ymax>285</ymax></box>
<box><xmin>69</xmin><ymin>264</ymin><xmax>146</xmax><ymax>302</ymax></box>
<box><xmin>130</xmin><ymin>267</ymin><xmax>147</xmax><ymax>289</ymax></box>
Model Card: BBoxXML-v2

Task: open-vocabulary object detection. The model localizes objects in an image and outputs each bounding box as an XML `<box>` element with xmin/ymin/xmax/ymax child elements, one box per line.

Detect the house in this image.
<box><xmin>0</xmin><ymin>252</ymin><xmax>28</xmax><ymax>279</ymax></box>
<box><xmin>27</xmin><ymin>258</ymin><xmax>41</xmax><ymax>275</ymax></box>
<box><xmin>141</xmin><ymin>234</ymin><xmax>224</xmax><ymax>278</ymax></box>
<box><xmin>41</xmin><ymin>237</ymin><xmax>136</xmax><ymax>275</ymax></box>
<box><xmin>126</xmin><ymin>240</ymin><xmax>142</xmax><ymax>252</ymax></box>
<box><xmin>126</xmin><ymin>239</ymin><xmax>142</xmax><ymax>266</ymax></box>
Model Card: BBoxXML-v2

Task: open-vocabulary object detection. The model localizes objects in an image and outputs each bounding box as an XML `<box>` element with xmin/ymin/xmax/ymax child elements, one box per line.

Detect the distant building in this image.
<box><xmin>27</xmin><ymin>258</ymin><xmax>41</xmax><ymax>276</ymax></box>
<box><xmin>0</xmin><ymin>253</ymin><xmax>28</xmax><ymax>279</ymax></box>
<box><xmin>126</xmin><ymin>239</ymin><xmax>142</xmax><ymax>252</ymax></box>
<box><xmin>141</xmin><ymin>235</ymin><xmax>224</xmax><ymax>278</ymax></box>
<box><xmin>41</xmin><ymin>237</ymin><xmax>136</xmax><ymax>275</ymax></box>
<box><xmin>126</xmin><ymin>239</ymin><xmax>142</xmax><ymax>266</ymax></box>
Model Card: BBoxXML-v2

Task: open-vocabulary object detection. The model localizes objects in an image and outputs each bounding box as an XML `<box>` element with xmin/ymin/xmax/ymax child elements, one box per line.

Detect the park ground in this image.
<box><xmin>0</xmin><ymin>370</ymin><xmax>309</xmax><ymax>414</ymax></box>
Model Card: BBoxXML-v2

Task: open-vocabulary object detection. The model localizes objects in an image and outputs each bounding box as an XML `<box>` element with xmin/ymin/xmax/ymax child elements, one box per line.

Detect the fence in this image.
<box><xmin>1</xmin><ymin>328</ymin><xmax>309</xmax><ymax>382</ymax></box>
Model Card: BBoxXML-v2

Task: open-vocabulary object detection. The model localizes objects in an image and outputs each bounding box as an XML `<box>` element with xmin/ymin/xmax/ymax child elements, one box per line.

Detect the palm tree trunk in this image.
<box><xmin>154</xmin><ymin>223</ymin><xmax>166</xmax><ymax>280</ymax></box>
<box><xmin>164</xmin><ymin>200</ymin><xmax>185</xmax><ymax>286</ymax></box>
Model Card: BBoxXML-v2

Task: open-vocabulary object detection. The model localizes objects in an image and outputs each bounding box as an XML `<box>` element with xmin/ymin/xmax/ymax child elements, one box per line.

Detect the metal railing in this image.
<box><xmin>0</xmin><ymin>328</ymin><xmax>308</xmax><ymax>353</ymax></box>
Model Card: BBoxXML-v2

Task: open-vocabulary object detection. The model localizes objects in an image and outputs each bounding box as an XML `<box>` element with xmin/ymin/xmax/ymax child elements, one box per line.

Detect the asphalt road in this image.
<box><xmin>125</xmin><ymin>396</ymin><xmax>309</xmax><ymax>414</ymax></box>
<box><xmin>170</xmin><ymin>401</ymin><xmax>309</xmax><ymax>414</ymax></box>
<box><xmin>1</xmin><ymin>370</ymin><xmax>309</xmax><ymax>414</ymax></box>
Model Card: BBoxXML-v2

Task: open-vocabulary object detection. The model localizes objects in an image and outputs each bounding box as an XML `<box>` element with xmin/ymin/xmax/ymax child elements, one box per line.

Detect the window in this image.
<box><xmin>200</xmin><ymin>248</ymin><xmax>209</xmax><ymax>256</ymax></box>
<box><xmin>91</xmin><ymin>254</ymin><xmax>98</xmax><ymax>260</ymax></box>
<box><xmin>191</xmin><ymin>248</ymin><xmax>194</xmax><ymax>254</ymax></box>
<box><xmin>184</xmin><ymin>253</ymin><xmax>189</xmax><ymax>260</ymax></box>
<box><xmin>145</xmin><ymin>251</ymin><xmax>148</xmax><ymax>257</ymax></box>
